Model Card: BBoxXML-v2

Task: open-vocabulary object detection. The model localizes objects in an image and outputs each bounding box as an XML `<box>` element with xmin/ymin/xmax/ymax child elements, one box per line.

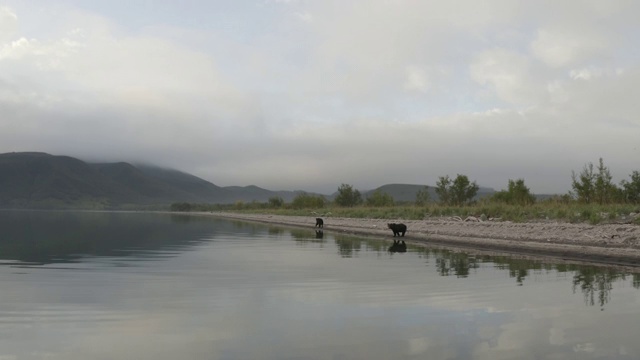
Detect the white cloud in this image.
<box><xmin>531</xmin><ymin>27</ymin><xmax>609</xmax><ymax>68</ymax></box>
<box><xmin>294</xmin><ymin>11</ymin><xmax>312</xmax><ymax>23</ymax></box>
<box><xmin>1</xmin><ymin>0</ymin><xmax>640</xmax><ymax>194</ymax></box>
<box><xmin>0</xmin><ymin>37</ymin><xmax>34</xmax><ymax>60</ymax></box>
<box><xmin>403</xmin><ymin>65</ymin><xmax>430</xmax><ymax>93</ymax></box>
<box><xmin>0</xmin><ymin>6</ymin><xmax>17</xmax><ymax>43</ymax></box>
<box><xmin>470</xmin><ymin>48</ymin><xmax>548</xmax><ymax>105</ymax></box>
<box><xmin>569</xmin><ymin>66</ymin><xmax>623</xmax><ymax>81</ymax></box>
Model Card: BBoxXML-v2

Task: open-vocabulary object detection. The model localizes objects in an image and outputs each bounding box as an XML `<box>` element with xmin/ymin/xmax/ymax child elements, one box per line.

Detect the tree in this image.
<box><xmin>572</xmin><ymin>158</ymin><xmax>618</xmax><ymax>204</ymax></box>
<box><xmin>268</xmin><ymin>196</ymin><xmax>284</xmax><ymax>208</ymax></box>
<box><xmin>621</xmin><ymin>171</ymin><xmax>640</xmax><ymax>204</ymax></box>
<box><xmin>365</xmin><ymin>190</ymin><xmax>394</xmax><ymax>207</ymax></box>
<box><xmin>571</xmin><ymin>162</ymin><xmax>595</xmax><ymax>203</ymax></box>
<box><xmin>450</xmin><ymin>174</ymin><xmax>480</xmax><ymax>206</ymax></box>
<box><xmin>170</xmin><ymin>202</ymin><xmax>191</xmax><ymax>212</ymax></box>
<box><xmin>291</xmin><ymin>192</ymin><xmax>325</xmax><ymax>209</ymax></box>
<box><xmin>436</xmin><ymin>174</ymin><xmax>479</xmax><ymax>206</ymax></box>
<box><xmin>435</xmin><ymin>176</ymin><xmax>452</xmax><ymax>205</ymax></box>
<box><xmin>415</xmin><ymin>186</ymin><xmax>430</xmax><ymax>206</ymax></box>
<box><xmin>594</xmin><ymin>158</ymin><xmax>617</xmax><ymax>204</ymax></box>
<box><xmin>491</xmin><ymin>179</ymin><xmax>536</xmax><ymax>205</ymax></box>
<box><xmin>334</xmin><ymin>183</ymin><xmax>362</xmax><ymax>207</ymax></box>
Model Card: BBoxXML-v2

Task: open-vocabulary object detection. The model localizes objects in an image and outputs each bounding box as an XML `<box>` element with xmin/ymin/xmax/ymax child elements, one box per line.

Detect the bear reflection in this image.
<box><xmin>388</xmin><ymin>239</ymin><xmax>407</xmax><ymax>253</ymax></box>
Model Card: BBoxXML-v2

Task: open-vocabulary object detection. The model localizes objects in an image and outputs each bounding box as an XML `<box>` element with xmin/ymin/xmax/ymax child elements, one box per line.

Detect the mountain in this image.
<box><xmin>0</xmin><ymin>152</ymin><xmax>131</xmax><ymax>207</ymax></box>
<box><xmin>0</xmin><ymin>152</ymin><xmax>500</xmax><ymax>209</ymax></box>
<box><xmin>362</xmin><ymin>184</ymin><xmax>431</xmax><ymax>202</ymax></box>
<box><xmin>223</xmin><ymin>185</ymin><xmax>308</xmax><ymax>203</ymax></box>
<box><xmin>0</xmin><ymin>152</ymin><xmax>303</xmax><ymax>208</ymax></box>
<box><xmin>92</xmin><ymin>162</ymin><xmax>230</xmax><ymax>203</ymax></box>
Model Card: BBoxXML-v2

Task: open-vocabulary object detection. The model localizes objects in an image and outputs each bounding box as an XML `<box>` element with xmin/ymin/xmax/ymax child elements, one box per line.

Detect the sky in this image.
<box><xmin>1</xmin><ymin>0</ymin><xmax>639</xmax><ymax>195</ymax></box>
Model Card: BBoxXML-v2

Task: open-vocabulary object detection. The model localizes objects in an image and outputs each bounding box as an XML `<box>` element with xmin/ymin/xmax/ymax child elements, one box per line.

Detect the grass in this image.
<box><xmin>218</xmin><ymin>202</ymin><xmax>640</xmax><ymax>225</ymax></box>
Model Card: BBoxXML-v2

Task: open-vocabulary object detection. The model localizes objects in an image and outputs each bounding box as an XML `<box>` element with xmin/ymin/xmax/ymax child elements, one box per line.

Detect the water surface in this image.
<box><xmin>1</xmin><ymin>211</ymin><xmax>640</xmax><ymax>359</ymax></box>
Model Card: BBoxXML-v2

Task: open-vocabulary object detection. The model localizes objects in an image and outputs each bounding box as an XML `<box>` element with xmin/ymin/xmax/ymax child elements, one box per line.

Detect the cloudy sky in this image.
<box><xmin>1</xmin><ymin>1</ymin><xmax>638</xmax><ymax>194</ymax></box>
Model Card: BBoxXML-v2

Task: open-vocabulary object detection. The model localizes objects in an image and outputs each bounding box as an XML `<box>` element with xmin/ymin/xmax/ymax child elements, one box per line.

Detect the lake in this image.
<box><xmin>1</xmin><ymin>211</ymin><xmax>640</xmax><ymax>359</ymax></box>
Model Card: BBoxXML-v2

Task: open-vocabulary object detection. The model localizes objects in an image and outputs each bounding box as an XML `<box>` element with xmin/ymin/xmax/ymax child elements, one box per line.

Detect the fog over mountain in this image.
<box><xmin>0</xmin><ymin>152</ymin><xmax>314</xmax><ymax>208</ymax></box>
<box><xmin>0</xmin><ymin>152</ymin><xmax>501</xmax><ymax>209</ymax></box>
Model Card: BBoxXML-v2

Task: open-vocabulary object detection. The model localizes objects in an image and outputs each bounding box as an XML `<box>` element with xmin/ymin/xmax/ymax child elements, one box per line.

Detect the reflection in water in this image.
<box><xmin>0</xmin><ymin>211</ymin><xmax>222</xmax><ymax>265</ymax></box>
<box><xmin>291</xmin><ymin>228</ymin><xmax>390</xmax><ymax>256</ymax></box>
<box><xmin>286</xmin><ymin>225</ymin><xmax>640</xmax><ymax>309</ymax></box>
<box><xmin>285</xmin><ymin>225</ymin><xmax>640</xmax><ymax>309</ymax></box>
<box><xmin>2</xmin><ymin>213</ymin><xmax>640</xmax><ymax>359</ymax></box>
<box><xmin>268</xmin><ymin>226</ymin><xmax>286</xmax><ymax>236</ymax></box>
<box><xmin>388</xmin><ymin>239</ymin><xmax>407</xmax><ymax>253</ymax></box>
<box><xmin>410</xmin><ymin>245</ymin><xmax>640</xmax><ymax>309</ymax></box>
<box><xmin>290</xmin><ymin>228</ymin><xmax>314</xmax><ymax>241</ymax></box>
<box><xmin>291</xmin><ymin>225</ymin><xmax>640</xmax><ymax>308</ymax></box>
<box><xmin>435</xmin><ymin>252</ymin><xmax>479</xmax><ymax>278</ymax></box>
<box><xmin>573</xmin><ymin>267</ymin><xmax>617</xmax><ymax>309</ymax></box>
<box><xmin>334</xmin><ymin>234</ymin><xmax>364</xmax><ymax>257</ymax></box>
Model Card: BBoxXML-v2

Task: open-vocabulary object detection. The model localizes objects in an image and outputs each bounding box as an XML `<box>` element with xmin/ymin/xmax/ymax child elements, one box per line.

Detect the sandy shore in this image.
<box><xmin>209</xmin><ymin>212</ymin><xmax>640</xmax><ymax>268</ymax></box>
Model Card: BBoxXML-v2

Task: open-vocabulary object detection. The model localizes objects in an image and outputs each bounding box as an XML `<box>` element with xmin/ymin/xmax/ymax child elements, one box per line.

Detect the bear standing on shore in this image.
<box><xmin>315</xmin><ymin>218</ymin><xmax>324</xmax><ymax>228</ymax></box>
<box><xmin>387</xmin><ymin>223</ymin><xmax>407</xmax><ymax>237</ymax></box>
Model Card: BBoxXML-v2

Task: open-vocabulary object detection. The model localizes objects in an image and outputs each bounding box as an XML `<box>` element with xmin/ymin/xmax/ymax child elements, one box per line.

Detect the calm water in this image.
<box><xmin>2</xmin><ymin>211</ymin><xmax>640</xmax><ymax>359</ymax></box>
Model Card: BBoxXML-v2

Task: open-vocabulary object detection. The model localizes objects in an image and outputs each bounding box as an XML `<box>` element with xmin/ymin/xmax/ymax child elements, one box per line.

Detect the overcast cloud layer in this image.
<box><xmin>1</xmin><ymin>1</ymin><xmax>639</xmax><ymax>194</ymax></box>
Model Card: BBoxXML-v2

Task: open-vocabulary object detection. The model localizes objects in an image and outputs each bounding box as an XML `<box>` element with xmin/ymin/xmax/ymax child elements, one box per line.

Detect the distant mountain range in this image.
<box><xmin>0</xmin><ymin>152</ymin><xmax>311</xmax><ymax>208</ymax></box>
<box><xmin>0</xmin><ymin>152</ymin><xmax>498</xmax><ymax>209</ymax></box>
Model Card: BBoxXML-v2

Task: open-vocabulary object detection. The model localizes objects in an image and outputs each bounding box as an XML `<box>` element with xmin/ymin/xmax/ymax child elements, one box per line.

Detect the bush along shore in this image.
<box><xmin>174</xmin><ymin>203</ymin><xmax>640</xmax><ymax>225</ymax></box>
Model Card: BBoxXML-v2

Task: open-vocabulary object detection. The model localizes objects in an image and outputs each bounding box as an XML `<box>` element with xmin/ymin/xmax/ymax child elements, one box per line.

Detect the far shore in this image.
<box><xmin>206</xmin><ymin>211</ymin><xmax>640</xmax><ymax>269</ymax></box>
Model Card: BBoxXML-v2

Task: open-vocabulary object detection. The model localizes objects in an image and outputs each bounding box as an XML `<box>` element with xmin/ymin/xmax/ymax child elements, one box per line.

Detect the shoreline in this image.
<box><xmin>208</xmin><ymin>212</ymin><xmax>640</xmax><ymax>269</ymax></box>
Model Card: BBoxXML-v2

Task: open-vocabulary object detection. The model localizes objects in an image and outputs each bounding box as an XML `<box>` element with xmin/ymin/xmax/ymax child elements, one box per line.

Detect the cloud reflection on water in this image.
<box><xmin>1</xmin><ymin>213</ymin><xmax>640</xmax><ymax>359</ymax></box>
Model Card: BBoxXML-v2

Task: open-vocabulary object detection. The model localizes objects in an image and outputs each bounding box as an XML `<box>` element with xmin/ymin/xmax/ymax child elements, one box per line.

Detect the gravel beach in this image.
<box><xmin>209</xmin><ymin>212</ymin><xmax>640</xmax><ymax>268</ymax></box>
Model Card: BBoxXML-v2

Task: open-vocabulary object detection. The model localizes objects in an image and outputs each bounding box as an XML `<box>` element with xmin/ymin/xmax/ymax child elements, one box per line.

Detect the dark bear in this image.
<box><xmin>315</xmin><ymin>218</ymin><xmax>324</xmax><ymax>228</ymax></box>
<box><xmin>387</xmin><ymin>223</ymin><xmax>407</xmax><ymax>237</ymax></box>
